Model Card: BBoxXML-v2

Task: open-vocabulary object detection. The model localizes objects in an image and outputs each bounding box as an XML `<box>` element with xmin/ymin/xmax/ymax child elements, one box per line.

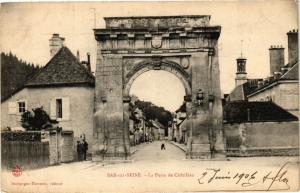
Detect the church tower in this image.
<box><xmin>235</xmin><ymin>56</ymin><xmax>247</xmax><ymax>86</ymax></box>
<box><xmin>235</xmin><ymin>40</ymin><xmax>247</xmax><ymax>86</ymax></box>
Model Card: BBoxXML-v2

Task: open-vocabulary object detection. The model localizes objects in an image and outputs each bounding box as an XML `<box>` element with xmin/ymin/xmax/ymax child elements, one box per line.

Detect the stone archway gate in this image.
<box><xmin>93</xmin><ymin>15</ymin><xmax>225</xmax><ymax>160</ymax></box>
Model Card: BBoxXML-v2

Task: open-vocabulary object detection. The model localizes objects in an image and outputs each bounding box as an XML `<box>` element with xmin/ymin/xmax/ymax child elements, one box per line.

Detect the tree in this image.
<box><xmin>1</xmin><ymin>52</ymin><xmax>40</xmax><ymax>100</ymax></box>
<box><xmin>21</xmin><ymin>107</ymin><xmax>58</xmax><ymax>131</ymax></box>
<box><xmin>133</xmin><ymin>99</ymin><xmax>172</xmax><ymax>128</ymax></box>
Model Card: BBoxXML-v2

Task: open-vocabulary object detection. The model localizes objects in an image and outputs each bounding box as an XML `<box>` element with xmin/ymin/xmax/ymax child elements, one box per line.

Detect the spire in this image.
<box><xmin>240</xmin><ymin>40</ymin><xmax>244</xmax><ymax>57</ymax></box>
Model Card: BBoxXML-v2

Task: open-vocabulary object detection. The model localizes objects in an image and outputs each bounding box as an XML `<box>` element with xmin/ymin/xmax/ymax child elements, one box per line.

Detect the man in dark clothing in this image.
<box><xmin>82</xmin><ymin>139</ymin><xmax>88</xmax><ymax>161</ymax></box>
<box><xmin>161</xmin><ymin>143</ymin><xmax>166</xmax><ymax>150</ymax></box>
<box><xmin>77</xmin><ymin>141</ymin><xmax>82</xmax><ymax>161</ymax></box>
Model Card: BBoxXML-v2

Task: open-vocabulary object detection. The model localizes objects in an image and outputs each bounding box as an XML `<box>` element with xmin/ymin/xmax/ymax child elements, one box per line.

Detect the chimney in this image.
<box><xmin>49</xmin><ymin>33</ymin><xmax>65</xmax><ymax>58</ymax></box>
<box><xmin>81</xmin><ymin>53</ymin><xmax>91</xmax><ymax>72</ymax></box>
<box><xmin>269</xmin><ymin>45</ymin><xmax>284</xmax><ymax>75</ymax></box>
<box><xmin>287</xmin><ymin>29</ymin><xmax>298</xmax><ymax>66</ymax></box>
<box><xmin>76</xmin><ymin>50</ymin><xmax>80</xmax><ymax>61</ymax></box>
<box><xmin>257</xmin><ymin>79</ymin><xmax>264</xmax><ymax>88</ymax></box>
<box><xmin>87</xmin><ymin>52</ymin><xmax>91</xmax><ymax>72</ymax></box>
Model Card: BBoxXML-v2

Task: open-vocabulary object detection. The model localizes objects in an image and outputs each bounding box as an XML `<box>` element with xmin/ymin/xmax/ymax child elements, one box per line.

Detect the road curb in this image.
<box><xmin>170</xmin><ymin>141</ymin><xmax>187</xmax><ymax>152</ymax></box>
<box><xmin>131</xmin><ymin>149</ymin><xmax>138</xmax><ymax>155</ymax></box>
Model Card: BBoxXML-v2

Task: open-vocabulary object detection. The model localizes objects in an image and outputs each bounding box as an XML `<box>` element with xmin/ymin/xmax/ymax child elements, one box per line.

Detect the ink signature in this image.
<box><xmin>197</xmin><ymin>162</ymin><xmax>291</xmax><ymax>191</ymax></box>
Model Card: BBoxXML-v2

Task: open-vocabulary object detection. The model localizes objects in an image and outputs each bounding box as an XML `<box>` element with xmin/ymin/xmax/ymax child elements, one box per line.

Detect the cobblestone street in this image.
<box><xmin>2</xmin><ymin>141</ymin><xmax>299</xmax><ymax>193</ymax></box>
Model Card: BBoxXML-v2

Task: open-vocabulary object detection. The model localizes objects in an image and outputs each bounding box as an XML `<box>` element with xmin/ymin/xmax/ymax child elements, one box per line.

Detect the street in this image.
<box><xmin>132</xmin><ymin>141</ymin><xmax>185</xmax><ymax>162</ymax></box>
<box><xmin>2</xmin><ymin>141</ymin><xmax>299</xmax><ymax>193</ymax></box>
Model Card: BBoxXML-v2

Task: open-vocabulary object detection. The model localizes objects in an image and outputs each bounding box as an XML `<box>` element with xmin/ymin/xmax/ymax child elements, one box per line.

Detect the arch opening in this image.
<box><xmin>124</xmin><ymin>60</ymin><xmax>192</xmax><ymax>102</ymax></box>
<box><xmin>125</xmin><ymin>68</ymin><xmax>188</xmax><ymax>152</ymax></box>
<box><xmin>128</xmin><ymin>70</ymin><xmax>186</xmax><ymax>112</ymax></box>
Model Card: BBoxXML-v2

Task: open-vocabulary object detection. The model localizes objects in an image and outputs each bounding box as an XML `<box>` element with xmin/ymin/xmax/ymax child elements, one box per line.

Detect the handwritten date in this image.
<box><xmin>197</xmin><ymin>162</ymin><xmax>290</xmax><ymax>191</ymax></box>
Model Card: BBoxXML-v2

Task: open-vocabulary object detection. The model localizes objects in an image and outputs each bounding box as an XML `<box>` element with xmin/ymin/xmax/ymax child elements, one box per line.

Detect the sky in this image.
<box><xmin>0</xmin><ymin>1</ymin><xmax>298</xmax><ymax>112</ymax></box>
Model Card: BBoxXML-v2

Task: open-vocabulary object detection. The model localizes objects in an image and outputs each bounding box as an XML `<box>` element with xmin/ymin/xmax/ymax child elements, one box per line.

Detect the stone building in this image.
<box><xmin>223</xmin><ymin>101</ymin><xmax>298</xmax><ymax>156</ymax></box>
<box><xmin>93</xmin><ymin>15</ymin><xmax>225</xmax><ymax>160</ymax></box>
<box><xmin>173</xmin><ymin>102</ymin><xmax>187</xmax><ymax>143</ymax></box>
<box><xmin>129</xmin><ymin>106</ymin><xmax>147</xmax><ymax>145</ymax></box>
<box><xmin>228</xmin><ymin>30</ymin><xmax>299</xmax><ymax>117</ymax></box>
<box><xmin>224</xmin><ymin>29</ymin><xmax>299</xmax><ymax>156</ymax></box>
<box><xmin>150</xmin><ymin>119</ymin><xmax>165</xmax><ymax>140</ymax></box>
<box><xmin>1</xmin><ymin>34</ymin><xmax>95</xmax><ymax>150</ymax></box>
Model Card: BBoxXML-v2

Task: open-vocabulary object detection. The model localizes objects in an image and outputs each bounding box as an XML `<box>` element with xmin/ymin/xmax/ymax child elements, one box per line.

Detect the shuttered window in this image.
<box><xmin>8</xmin><ymin>102</ymin><xmax>17</xmax><ymax>114</ymax></box>
<box><xmin>50</xmin><ymin>97</ymin><xmax>70</xmax><ymax>121</ymax></box>
<box><xmin>62</xmin><ymin>97</ymin><xmax>70</xmax><ymax>120</ymax></box>
<box><xmin>8</xmin><ymin>100</ymin><xmax>26</xmax><ymax>114</ymax></box>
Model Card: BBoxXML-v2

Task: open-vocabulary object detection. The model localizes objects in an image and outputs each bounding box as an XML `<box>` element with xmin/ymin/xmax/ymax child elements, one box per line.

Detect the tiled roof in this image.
<box><xmin>25</xmin><ymin>47</ymin><xmax>94</xmax><ymax>87</ymax></box>
<box><xmin>223</xmin><ymin>101</ymin><xmax>298</xmax><ymax>123</ymax></box>
<box><xmin>175</xmin><ymin>102</ymin><xmax>186</xmax><ymax>113</ymax></box>
<box><xmin>242</xmin><ymin>79</ymin><xmax>262</xmax><ymax>96</ymax></box>
<box><xmin>246</xmin><ymin>61</ymin><xmax>298</xmax><ymax>96</ymax></box>
<box><xmin>151</xmin><ymin>120</ymin><xmax>165</xmax><ymax>129</ymax></box>
<box><xmin>228</xmin><ymin>84</ymin><xmax>244</xmax><ymax>101</ymax></box>
<box><xmin>228</xmin><ymin>79</ymin><xmax>261</xmax><ymax>101</ymax></box>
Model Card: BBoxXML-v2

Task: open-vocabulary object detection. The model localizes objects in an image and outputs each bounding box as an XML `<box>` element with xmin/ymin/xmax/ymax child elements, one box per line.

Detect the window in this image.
<box><xmin>50</xmin><ymin>97</ymin><xmax>70</xmax><ymax>120</ymax></box>
<box><xmin>18</xmin><ymin>101</ymin><xmax>26</xmax><ymax>113</ymax></box>
<box><xmin>56</xmin><ymin>99</ymin><xmax>63</xmax><ymax>118</ymax></box>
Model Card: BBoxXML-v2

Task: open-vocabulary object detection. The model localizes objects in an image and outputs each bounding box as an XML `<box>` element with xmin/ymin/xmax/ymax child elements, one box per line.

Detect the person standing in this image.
<box><xmin>82</xmin><ymin>139</ymin><xmax>88</xmax><ymax>161</ymax></box>
<box><xmin>76</xmin><ymin>141</ymin><xmax>82</xmax><ymax>161</ymax></box>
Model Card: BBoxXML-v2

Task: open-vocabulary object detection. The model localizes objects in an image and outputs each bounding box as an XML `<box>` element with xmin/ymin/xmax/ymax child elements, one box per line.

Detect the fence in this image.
<box><xmin>1</xmin><ymin>129</ymin><xmax>75</xmax><ymax>170</ymax></box>
<box><xmin>1</xmin><ymin>141</ymin><xmax>50</xmax><ymax>171</ymax></box>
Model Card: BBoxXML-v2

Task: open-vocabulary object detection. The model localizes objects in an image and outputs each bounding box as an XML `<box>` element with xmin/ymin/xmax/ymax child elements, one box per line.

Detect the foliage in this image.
<box><xmin>1</xmin><ymin>52</ymin><xmax>40</xmax><ymax>100</ymax></box>
<box><xmin>21</xmin><ymin>107</ymin><xmax>58</xmax><ymax>131</ymax></box>
<box><xmin>1</xmin><ymin>131</ymin><xmax>41</xmax><ymax>142</ymax></box>
<box><xmin>134</xmin><ymin>100</ymin><xmax>173</xmax><ymax>127</ymax></box>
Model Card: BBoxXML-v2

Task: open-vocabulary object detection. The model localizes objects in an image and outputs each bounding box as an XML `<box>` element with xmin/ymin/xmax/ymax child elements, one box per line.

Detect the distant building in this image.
<box><xmin>172</xmin><ymin>102</ymin><xmax>187</xmax><ymax>143</ymax></box>
<box><xmin>1</xmin><ymin>34</ymin><xmax>95</xmax><ymax>149</ymax></box>
<box><xmin>150</xmin><ymin>119</ymin><xmax>165</xmax><ymax>140</ymax></box>
<box><xmin>224</xmin><ymin>30</ymin><xmax>299</xmax><ymax>156</ymax></box>
<box><xmin>228</xmin><ymin>30</ymin><xmax>299</xmax><ymax>116</ymax></box>
<box><xmin>129</xmin><ymin>106</ymin><xmax>147</xmax><ymax>144</ymax></box>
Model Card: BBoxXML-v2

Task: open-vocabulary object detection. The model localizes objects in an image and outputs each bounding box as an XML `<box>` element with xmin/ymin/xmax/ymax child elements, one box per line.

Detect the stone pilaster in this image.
<box><xmin>93</xmin><ymin>55</ymin><xmax>130</xmax><ymax>161</ymax></box>
<box><xmin>209</xmin><ymin>42</ymin><xmax>226</xmax><ymax>159</ymax></box>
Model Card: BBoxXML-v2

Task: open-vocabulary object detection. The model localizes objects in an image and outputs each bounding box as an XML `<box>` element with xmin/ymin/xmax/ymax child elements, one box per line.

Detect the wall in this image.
<box><xmin>48</xmin><ymin>130</ymin><xmax>74</xmax><ymax>164</ymax></box>
<box><xmin>224</xmin><ymin>121</ymin><xmax>299</xmax><ymax>156</ymax></box>
<box><xmin>1</xmin><ymin>86</ymin><xmax>94</xmax><ymax>151</ymax></box>
<box><xmin>1</xmin><ymin>141</ymin><xmax>50</xmax><ymax>170</ymax></box>
<box><xmin>248</xmin><ymin>82</ymin><xmax>298</xmax><ymax>117</ymax></box>
<box><xmin>248</xmin><ymin>83</ymin><xmax>280</xmax><ymax>102</ymax></box>
<box><xmin>152</xmin><ymin>127</ymin><xmax>159</xmax><ymax>140</ymax></box>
